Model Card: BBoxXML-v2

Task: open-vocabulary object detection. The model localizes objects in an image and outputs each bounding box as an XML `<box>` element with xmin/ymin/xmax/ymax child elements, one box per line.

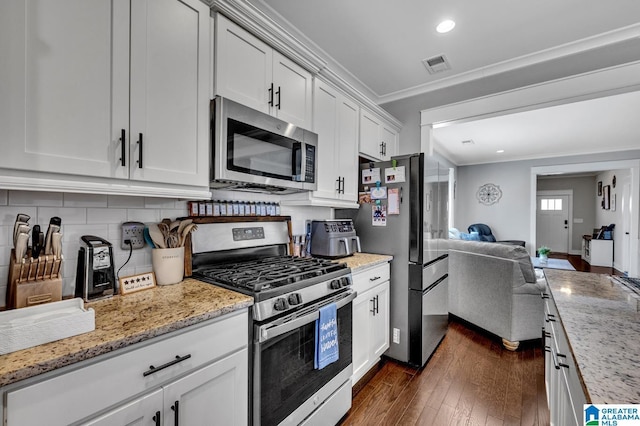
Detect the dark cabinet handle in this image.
<box><xmin>336</xmin><ymin>176</ymin><xmax>345</xmax><ymax>194</ymax></box>
<box><xmin>545</xmin><ymin>313</ymin><xmax>556</xmax><ymax>323</ymax></box>
<box><xmin>137</xmin><ymin>133</ymin><xmax>143</xmax><ymax>168</ymax></box>
<box><xmin>143</xmin><ymin>354</ymin><xmax>191</xmax><ymax>377</ymax></box>
<box><xmin>120</xmin><ymin>129</ymin><xmax>126</xmax><ymax>167</ymax></box>
<box><xmin>541</xmin><ymin>293</ymin><xmax>550</xmax><ymax>299</ymax></box>
<box><xmin>383</xmin><ymin>142</ymin><xmax>387</xmax><ymax>156</ymax></box>
<box><xmin>380</xmin><ymin>142</ymin><xmax>384</xmax><ymax>156</ymax></box>
<box><xmin>276</xmin><ymin>86</ymin><xmax>281</xmax><ymax>109</ymax></box>
<box><xmin>370</xmin><ymin>298</ymin><xmax>376</xmax><ymax>315</ymax></box>
<box><xmin>375</xmin><ymin>295</ymin><xmax>379</xmax><ymax>314</ymax></box>
<box><xmin>268</xmin><ymin>83</ymin><xmax>274</xmax><ymax>106</ymax></box>
<box><xmin>152</xmin><ymin>411</ymin><xmax>161</xmax><ymax>426</ymax></box>
<box><xmin>171</xmin><ymin>401</ymin><xmax>179</xmax><ymax>426</ymax></box>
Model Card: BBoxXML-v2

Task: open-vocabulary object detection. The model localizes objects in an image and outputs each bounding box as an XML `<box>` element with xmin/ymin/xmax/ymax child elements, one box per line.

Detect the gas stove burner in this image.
<box><xmin>198</xmin><ymin>255</ymin><xmax>347</xmax><ymax>293</ymax></box>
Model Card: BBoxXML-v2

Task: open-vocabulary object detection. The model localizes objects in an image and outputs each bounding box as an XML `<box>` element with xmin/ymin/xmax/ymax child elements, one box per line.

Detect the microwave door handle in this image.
<box><xmin>257</xmin><ymin>291</ymin><xmax>356</xmax><ymax>343</ymax></box>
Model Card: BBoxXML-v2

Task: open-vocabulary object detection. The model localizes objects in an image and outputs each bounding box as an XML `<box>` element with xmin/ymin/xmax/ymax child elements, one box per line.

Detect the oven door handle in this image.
<box><xmin>257</xmin><ymin>290</ymin><xmax>356</xmax><ymax>343</ymax></box>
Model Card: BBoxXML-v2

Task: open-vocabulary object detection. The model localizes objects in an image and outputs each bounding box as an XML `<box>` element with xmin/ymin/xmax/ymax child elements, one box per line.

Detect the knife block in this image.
<box><xmin>5</xmin><ymin>249</ymin><xmax>63</xmax><ymax>310</ymax></box>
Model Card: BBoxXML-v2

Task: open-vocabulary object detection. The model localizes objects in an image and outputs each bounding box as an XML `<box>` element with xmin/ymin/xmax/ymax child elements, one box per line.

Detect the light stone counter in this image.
<box><xmin>544</xmin><ymin>269</ymin><xmax>640</xmax><ymax>403</ymax></box>
<box><xmin>0</xmin><ymin>278</ymin><xmax>253</xmax><ymax>387</ymax></box>
<box><xmin>337</xmin><ymin>252</ymin><xmax>393</xmax><ymax>273</ymax></box>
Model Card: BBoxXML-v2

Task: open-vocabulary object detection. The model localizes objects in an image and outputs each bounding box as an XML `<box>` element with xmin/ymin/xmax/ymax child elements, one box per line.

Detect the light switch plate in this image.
<box><xmin>121</xmin><ymin>221</ymin><xmax>145</xmax><ymax>249</ymax></box>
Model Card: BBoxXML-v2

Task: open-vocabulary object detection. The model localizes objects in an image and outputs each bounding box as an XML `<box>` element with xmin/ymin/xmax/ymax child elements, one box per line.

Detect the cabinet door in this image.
<box><xmin>272</xmin><ymin>51</ymin><xmax>313</xmax><ymax>129</ymax></box>
<box><xmin>81</xmin><ymin>389</ymin><xmax>163</xmax><ymax>426</ymax></box>
<box><xmin>381</xmin><ymin>125</ymin><xmax>398</xmax><ymax>161</ymax></box>
<box><xmin>351</xmin><ymin>288</ymin><xmax>373</xmax><ymax>385</ymax></box>
<box><xmin>129</xmin><ymin>0</ymin><xmax>209</xmax><ymax>186</ymax></box>
<box><xmin>371</xmin><ymin>281</ymin><xmax>390</xmax><ymax>359</ymax></box>
<box><xmin>359</xmin><ymin>109</ymin><xmax>383</xmax><ymax>160</ymax></box>
<box><xmin>163</xmin><ymin>348</ymin><xmax>248</xmax><ymax>426</ymax></box>
<box><xmin>215</xmin><ymin>14</ymin><xmax>272</xmax><ymax>114</ymax></box>
<box><xmin>0</xmin><ymin>0</ymin><xmax>129</xmax><ymax>179</ymax></box>
<box><xmin>337</xmin><ymin>96</ymin><xmax>360</xmax><ymax>202</ymax></box>
<box><xmin>312</xmin><ymin>80</ymin><xmax>340</xmax><ymax>200</ymax></box>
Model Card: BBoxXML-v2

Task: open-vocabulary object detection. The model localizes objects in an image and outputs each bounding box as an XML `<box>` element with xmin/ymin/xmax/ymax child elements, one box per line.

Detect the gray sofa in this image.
<box><xmin>447</xmin><ymin>239</ymin><xmax>546</xmax><ymax>350</ymax></box>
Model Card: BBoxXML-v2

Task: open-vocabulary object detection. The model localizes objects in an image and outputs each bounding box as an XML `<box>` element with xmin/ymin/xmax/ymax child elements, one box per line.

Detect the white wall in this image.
<box><xmin>455</xmin><ymin>161</ymin><xmax>531</xmax><ymax>245</ymax></box>
<box><xmin>454</xmin><ymin>150</ymin><xmax>640</xmax><ymax>260</ymax></box>
<box><xmin>0</xmin><ymin>190</ymin><xmax>332</xmax><ymax>306</ymax></box>
<box><xmin>594</xmin><ymin>169</ymin><xmax>630</xmax><ymax>271</ymax></box>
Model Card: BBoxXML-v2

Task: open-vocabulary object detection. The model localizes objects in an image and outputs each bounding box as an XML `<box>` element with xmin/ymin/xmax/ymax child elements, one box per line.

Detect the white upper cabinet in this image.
<box><xmin>312</xmin><ymin>79</ymin><xmax>359</xmax><ymax>203</ymax></box>
<box><xmin>359</xmin><ymin>108</ymin><xmax>398</xmax><ymax>161</ymax></box>
<box><xmin>128</xmin><ymin>0</ymin><xmax>210</xmax><ymax>186</ymax></box>
<box><xmin>0</xmin><ymin>0</ymin><xmax>210</xmax><ymax>194</ymax></box>
<box><xmin>214</xmin><ymin>14</ymin><xmax>313</xmax><ymax>129</ymax></box>
<box><xmin>0</xmin><ymin>0</ymin><xmax>128</xmax><ymax>178</ymax></box>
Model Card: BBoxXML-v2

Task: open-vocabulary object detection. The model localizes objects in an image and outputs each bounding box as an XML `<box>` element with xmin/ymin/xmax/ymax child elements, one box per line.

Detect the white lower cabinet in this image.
<box><xmin>351</xmin><ymin>263</ymin><xmax>390</xmax><ymax>386</ymax></box>
<box><xmin>3</xmin><ymin>310</ymin><xmax>249</xmax><ymax>426</ymax></box>
<box><xmin>84</xmin><ymin>349</ymin><xmax>248</xmax><ymax>426</ymax></box>
<box><xmin>543</xmin><ymin>287</ymin><xmax>586</xmax><ymax>426</ymax></box>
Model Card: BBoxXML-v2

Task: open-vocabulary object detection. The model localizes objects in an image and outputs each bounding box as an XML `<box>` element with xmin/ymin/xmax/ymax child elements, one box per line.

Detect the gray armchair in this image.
<box><xmin>447</xmin><ymin>239</ymin><xmax>546</xmax><ymax>350</ymax></box>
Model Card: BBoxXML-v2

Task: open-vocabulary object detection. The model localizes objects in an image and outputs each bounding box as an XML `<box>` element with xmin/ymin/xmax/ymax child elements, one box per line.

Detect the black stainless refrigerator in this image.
<box><xmin>337</xmin><ymin>153</ymin><xmax>450</xmax><ymax>367</ymax></box>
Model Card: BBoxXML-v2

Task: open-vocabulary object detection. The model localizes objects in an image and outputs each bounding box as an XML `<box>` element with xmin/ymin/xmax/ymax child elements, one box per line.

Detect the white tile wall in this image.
<box><xmin>0</xmin><ymin>191</ymin><xmax>191</xmax><ymax>306</ymax></box>
<box><xmin>0</xmin><ymin>190</ymin><xmax>336</xmax><ymax>307</ymax></box>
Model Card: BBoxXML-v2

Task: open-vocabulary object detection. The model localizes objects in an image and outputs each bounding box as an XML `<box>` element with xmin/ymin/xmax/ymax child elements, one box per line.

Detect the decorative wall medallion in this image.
<box><xmin>476</xmin><ymin>183</ymin><xmax>502</xmax><ymax>205</ymax></box>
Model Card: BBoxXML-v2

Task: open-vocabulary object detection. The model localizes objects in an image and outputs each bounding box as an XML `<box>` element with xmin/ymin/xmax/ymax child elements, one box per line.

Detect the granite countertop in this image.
<box><xmin>338</xmin><ymin>252</ymin><xmax>393</xmax><ymax>273</ymax></box>
<box><xmin>0</xmin><ymin>278</ymin><xmax>253</xmax><ymax>387</ymax></box>
<box><xmin>543</xmin><ymin>269</ymin><xmax>640</xmax><ymax>403</ymax></box>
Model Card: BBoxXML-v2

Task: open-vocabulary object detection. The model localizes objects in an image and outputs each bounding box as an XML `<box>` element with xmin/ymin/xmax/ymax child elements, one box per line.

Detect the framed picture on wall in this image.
<box><xmin>603</xmin><ymin>185</ymin><xmax>610</xmax><ymax>209</ymax></box>
<box><xmin>597</xmin><ymin>181</ymin><xmax>603</xmax><ymax>196</ymax></box>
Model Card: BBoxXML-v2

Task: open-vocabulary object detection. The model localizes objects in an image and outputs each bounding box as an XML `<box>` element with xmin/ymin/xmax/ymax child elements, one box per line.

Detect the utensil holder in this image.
<box><xmin>152</xmin><ymin>247</ymin><xmax>185</xmax><ymax>285</ymax></box>
<box><xmin>5</xmin><ymin>249</ymin><xmax>63</xmax><ymax>309</ymax></box>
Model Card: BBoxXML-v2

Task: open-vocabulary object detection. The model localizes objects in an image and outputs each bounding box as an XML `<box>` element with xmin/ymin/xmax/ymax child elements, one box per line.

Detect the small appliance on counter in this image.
<box><xmin>309</xmin><ymin>219</ymin><xmax>361</xmax><ymax>259</ymax></box>
<box><xmin>75</xmin><ymin>236</ymin><xmax>116</xmax><ymax>301</ymax></box>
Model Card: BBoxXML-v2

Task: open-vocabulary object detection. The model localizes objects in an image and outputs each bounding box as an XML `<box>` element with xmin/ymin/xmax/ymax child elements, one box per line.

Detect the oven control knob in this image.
<box><xmin>288</xmin><ymin>293</ymin><xmax>303</xmax><ymax>306</ymax></box>
<box><xmin>330</xmin><ymin>279</ymin><xmax>342</xmax><ymax>290</ymax></box>
<box><xmin>339</xmin><ymin>276</ymin><xmax>351</xmax><ymax>287</ymax></box>
<box><xmin>273</xmin><ymin>297</ymin><xmax>289</xmax><ymax>311</ymax></box>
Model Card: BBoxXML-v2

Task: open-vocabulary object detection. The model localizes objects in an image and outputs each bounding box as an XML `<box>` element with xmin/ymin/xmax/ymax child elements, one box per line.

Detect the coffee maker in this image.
<box><xmin>75</xmin><ymin>235</ymin><xmax>116</xmax><ymax>301</ymax></box>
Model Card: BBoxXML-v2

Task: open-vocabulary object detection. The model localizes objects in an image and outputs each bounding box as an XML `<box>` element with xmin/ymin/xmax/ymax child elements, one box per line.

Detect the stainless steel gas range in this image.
<box><xmin>191</xmin><ymin>219</ymin><xmax>354</xmax><ymax>426</ymax></box>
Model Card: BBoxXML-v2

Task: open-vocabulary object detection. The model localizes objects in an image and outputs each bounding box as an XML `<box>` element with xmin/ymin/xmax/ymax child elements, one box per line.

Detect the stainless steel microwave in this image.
<box><xmin>210</xmin><ymin>96</ymin><xmax>317</xmax><ymax>193</ymax></box>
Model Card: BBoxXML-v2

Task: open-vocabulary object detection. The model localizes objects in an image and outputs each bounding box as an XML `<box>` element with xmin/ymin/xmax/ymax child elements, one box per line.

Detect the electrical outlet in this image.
<box><xmin>393</xmin><ymin>328</ymin><xmax>400</xmax><ymax>344</ymax></box>
<box><xmin>121</xmin><ymin>221</ymin><xmax>145</xmax><ymax>250</ymax></box>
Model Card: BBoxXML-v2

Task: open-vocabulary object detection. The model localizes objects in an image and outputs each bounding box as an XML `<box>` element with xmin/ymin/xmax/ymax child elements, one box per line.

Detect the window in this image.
<box><xmin>540</xmin><ymin>198</ymin><xmax>562</xmax><ymax>211</ymax></box>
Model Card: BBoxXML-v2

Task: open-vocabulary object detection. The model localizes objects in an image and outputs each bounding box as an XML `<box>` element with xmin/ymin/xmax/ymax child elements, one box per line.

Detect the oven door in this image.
<box><xmin>254</xmin><ymin>290</ymin><xmax>355</xmax><ymax>426</ymax></box>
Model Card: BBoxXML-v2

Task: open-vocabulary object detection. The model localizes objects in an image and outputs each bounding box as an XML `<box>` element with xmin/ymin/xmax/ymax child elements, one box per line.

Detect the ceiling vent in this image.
<box><xmin>422</xmin><ymin>54</ymin><xmax>451</xmax><ymax>74</ymax></box>
<box><xmin>461</xmin><ymin>139</ymin><xmax>475</xmax><ymax>145</ymax></box>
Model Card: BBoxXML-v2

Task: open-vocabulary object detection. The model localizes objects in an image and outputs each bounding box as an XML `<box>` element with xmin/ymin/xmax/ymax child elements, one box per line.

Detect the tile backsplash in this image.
<box><xmin>0</xmin><ymin>190</ymin><xmax>333</xmax><ymax>305</ymax></box>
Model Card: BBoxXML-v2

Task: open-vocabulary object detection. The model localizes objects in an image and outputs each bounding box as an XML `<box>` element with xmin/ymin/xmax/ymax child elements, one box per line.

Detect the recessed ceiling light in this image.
<box><xmin>436</xmin><ymin>19</ymin><xmax>456</xmax><ymax>34</ymax></box>
<box><xmin>496</xmin><ymin>149</ymin><xmax>505</xmax><ymax>153</ymax></box>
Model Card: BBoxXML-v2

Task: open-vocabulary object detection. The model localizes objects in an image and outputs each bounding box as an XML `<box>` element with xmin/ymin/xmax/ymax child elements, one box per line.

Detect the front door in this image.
<box><xmin>536</xmin><ymin>194</ymin><xmax>570</xmax><ymax>254</ymax></box>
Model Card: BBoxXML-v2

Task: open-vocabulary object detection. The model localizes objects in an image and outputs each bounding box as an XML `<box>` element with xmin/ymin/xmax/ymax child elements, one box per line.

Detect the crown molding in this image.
<box><xmin>211</xmin><ymin>0</ymin><xmax>326</xmax><ymax>74</ymax></box>
<box><xmin>380</xmin><ymin>23</ymin><xmax>640</xmax><ymax>105</ymax></box>
<box><xmin>209</xmin><ymin>0</ymin><xmax>403</xmax><ymax>129</ymax></box>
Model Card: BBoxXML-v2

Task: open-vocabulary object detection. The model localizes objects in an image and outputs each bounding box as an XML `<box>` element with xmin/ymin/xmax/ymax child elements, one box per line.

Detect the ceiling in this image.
<box><xmin>432</xmin><ymin>89</ymin><xmax>640</xmax><ymax>165</ymax></box>
<box><xmin>252</xmin><ymin>0</ymin><xmax>640</xmax><ymax>165</ymax></box>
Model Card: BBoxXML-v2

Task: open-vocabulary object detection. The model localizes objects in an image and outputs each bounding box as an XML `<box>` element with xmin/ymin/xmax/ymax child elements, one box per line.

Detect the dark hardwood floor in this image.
<box><xmin>339</xmin><ymin>254</ymin><xmax>623</xmax><ymax>426</ymax></box>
